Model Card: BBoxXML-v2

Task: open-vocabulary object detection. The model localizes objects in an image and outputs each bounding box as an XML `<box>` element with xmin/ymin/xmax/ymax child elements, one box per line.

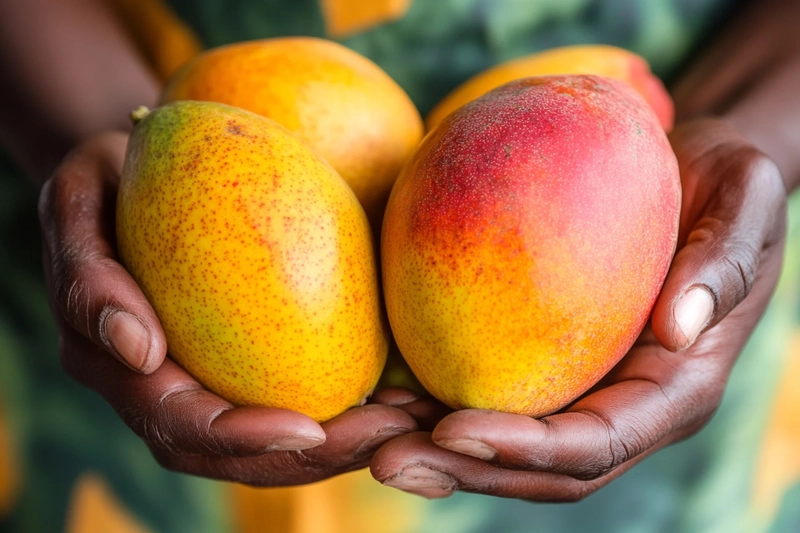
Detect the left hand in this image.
<box><xmin>370</xmin><ymin>119</ymin><xmax>788</xmax><ymax>500</ymax></box>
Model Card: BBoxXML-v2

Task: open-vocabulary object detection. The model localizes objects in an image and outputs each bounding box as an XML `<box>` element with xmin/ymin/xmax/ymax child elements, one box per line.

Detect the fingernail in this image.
<box><xmin>354</xmin><ymin>426</ymin><xmax>414</xmax><ymax>460</ymax></box>
<box><xmin>397</xmin><ymin>487</ymin><xmax>454</xmax><ymax>500</ymax></box>
<box><xmin>382</xmin><ymin>466</ymin><xmax>456</xmax><ymax>493</ymax></box>
<box><xmin>388</xmin><ymin>388</ymin><xmax>422</xmax><ymax>406</ymax></box>
<box><xmin>436</xmin><ymin>438</ymin><xmax>497</xmax><ymax>461</ymax></box>
<box><xmin>268</xmin><ymin>435</ymin><xmax>325</xmax><ymax>452</ymax></box>
<box><xmin>105</xmin><ymin>311</ymin><xmax>151</xmax><ymax>371</ymax></box>
<box><xmin>674</xmin><ymin>286</ymin><xmax>715</xmax><ymax>349</ymax></box>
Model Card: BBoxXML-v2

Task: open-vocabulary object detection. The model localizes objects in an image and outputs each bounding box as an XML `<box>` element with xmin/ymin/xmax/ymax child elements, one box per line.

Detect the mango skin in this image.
<box><xmin>117</xmin><ymin>101</ymin><xmax>388</xmax><ymax>422</ymax></box>
<box><xmin>426</xmin><ymin>45</ymin><xmax>674</xmax><ymax>132</ymax></box>
<box><xmin>383</xmin><ymin>76</ymin><xmax>681</xmax><ymax>417</ymax></box>
<box><xmin>161</xmin><ymin>37</ymin><xmax>424</xmax><ymax>228</ymax></box>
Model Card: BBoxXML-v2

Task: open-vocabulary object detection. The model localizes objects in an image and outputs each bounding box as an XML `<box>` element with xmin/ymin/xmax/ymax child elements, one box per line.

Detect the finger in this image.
<box><xmin>370</xmin><ymin>386</ymin><xmax>420</xmax><ymax>407</ymax></box>
<box><xmin>39</xmin><ymin>133</ymin><xmax>166</xmax><ymax>373</ymax></box>
<box><xmin>371</xmin><ymin>387</ymin><xmax>452</xmax><ymax>431</ymax></box>
<box><xmin>60</xmin><ymin>328</ymin><xmax>326</xmax><ymax>457</ymax></box>
<box><xmin>308</xmin><ymin>404</ymin><xmax>418</xmax><ymax>462</ymax></box>
<box><xmin>372</xmin><ymin>432</ymin><xmax>652</xmax><ymax>502</ymax></box>
<box><xmin>160</xmin><ymin>404</ymin><xmax>418</xmax><ymax>487</ymax></box>
<box><xmin>429</xmin><ymin>340</ymin><xmax>723</xmax><ymax>480</ymax></box>
<box><xmin>651</xmin><ymin>123</ymin><xmax>786</xmax><ymax>351</ymax></box>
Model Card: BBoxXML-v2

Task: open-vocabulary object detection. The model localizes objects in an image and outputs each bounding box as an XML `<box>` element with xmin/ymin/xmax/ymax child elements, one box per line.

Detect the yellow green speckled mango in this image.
<box><xmin>116</xmin><ymin>101</ymin><xmax>388</xmax><ymax>422</ymax></box>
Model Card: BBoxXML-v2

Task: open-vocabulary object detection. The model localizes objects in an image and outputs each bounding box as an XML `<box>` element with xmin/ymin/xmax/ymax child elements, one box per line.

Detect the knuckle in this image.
<box><xmin>122</xmin><ymin>388</ymin><xmax>230</xmax><ymax>457</ymax></box>
<box><xmin>51</xmin><ymin>248</ymin><xmax>120</xmax><ymax>342</ymax></box>
<box><xmin>745</xmin><ymin>150</ymin><xmax>783</xmax><ymax>197</ymax></box>
<box><xmin>720</xmin><ymin>249</ymin><xmax>757</xmax><ymax>301</ymax></box>
<box><xmin>737</xmin><ymin>151</ymin><xmax>786</xmax><ymax>243</ymax></box>
<box><xmin>142</xmin><ymin>414</ymin><xmax>181</xmax><ymax>455</ymax></box>
<box><xmin>687</xmin><ymin>216</ymin><xmax>762</xmax><ymax>311</ymax></box>
<box><xmin>119</xmin><ymin>400</ymin><xmax>182</xmax><ymax>456</ymax></box>
<box><xmin>572</xmin><ymin>410</ymin><xmax>634</xmax><ymax>480</ymax></box>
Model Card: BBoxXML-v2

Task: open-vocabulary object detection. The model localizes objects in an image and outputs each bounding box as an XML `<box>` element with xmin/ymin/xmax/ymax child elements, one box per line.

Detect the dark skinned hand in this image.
<box><xmin>369</xmin><ymin>119</ymin><xmax>788</xmax><ymax>500</ymax></box>
<box><xmin>38</xmin><ymin>131</ymin><xmax>418</xmax><ymax>486</ymax></box>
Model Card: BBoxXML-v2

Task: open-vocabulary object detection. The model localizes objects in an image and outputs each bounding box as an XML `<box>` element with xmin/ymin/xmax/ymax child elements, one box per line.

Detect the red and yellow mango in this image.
<box><xmin>382</xmin><ymin>75</ymin><xmax>681</xmax><ymax>417</ymax></box>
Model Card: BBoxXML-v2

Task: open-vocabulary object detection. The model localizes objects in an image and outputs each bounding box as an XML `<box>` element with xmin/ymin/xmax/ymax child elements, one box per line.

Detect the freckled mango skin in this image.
<box><xmin>426</xmin><ymin>45</ymin><xmax>674</xmax><ymax>132</ymax></box>
<box><xmin>160</xmin><ymin>37</ymin><xmax>424</xmax><ymax>228</ymax></box>
<box><xmin>383</xmin><ymin>76</ymin><xmax>681</xmax><ymax>417</ymax></box>
<box><xmin>117</xmin><ymin>101</ymin><xmax>388</xmax><ymax>422</ymax></box>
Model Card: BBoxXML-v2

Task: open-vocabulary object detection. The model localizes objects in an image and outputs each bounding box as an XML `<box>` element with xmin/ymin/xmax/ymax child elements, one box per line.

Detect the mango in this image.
<box><xmin>382</xmin><ymin>76</ymin><xmax>681</xmax><ymax>417</ymax></box>
<box><xmin>426</xmin><ymin>45</ymin><xmax>674</xmax><ymax>132</ymax></box>
<box><xmin>161</xmin><ymin>37</ymin><xmax>424</xmax><ymax>228</ymax></box>
<box><xmin>116</xmin><ymin>101</ymin><xmax>388</xmax><ymax>422</ymax></box>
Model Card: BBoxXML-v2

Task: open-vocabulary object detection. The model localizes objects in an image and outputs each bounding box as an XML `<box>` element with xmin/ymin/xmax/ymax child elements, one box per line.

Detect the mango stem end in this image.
<box><xmin>130</xmin><ymin>106</ymin><xmax>151</xmax><ymax>125</ymax></box>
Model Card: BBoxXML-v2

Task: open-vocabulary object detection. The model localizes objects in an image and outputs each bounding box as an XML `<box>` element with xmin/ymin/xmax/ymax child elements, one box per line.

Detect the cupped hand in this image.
<box><xmin>370</xmin><ymin>118</ymin><xmax>788</xmax><ymax>500</ymax></box>
<box><xmin>38</xmin><ymin>131</ymin><xmax>417</xmax><ymax>486</ymax></box>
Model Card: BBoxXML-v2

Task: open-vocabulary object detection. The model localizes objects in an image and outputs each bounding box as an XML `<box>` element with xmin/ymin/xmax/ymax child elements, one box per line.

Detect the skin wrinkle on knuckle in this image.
<box><xmin>162</xmin><ymin>389</ymin><xmax>230</xmax><ymax>455</ymax></box>
<box><xmin>295</xmin><ymin>446</ymin><xmax>350</xmax><ymax>471</ymax></box>
<box><xmin>130</xmin><ymin>387</ymin><xmax>206</xmax><ymax>456</ymax></box>
<box><xmin>510</xmin><ymin>421</ymin><xmax>556</xmax><ymax>471</ymax></box>
<box><xmin>682</xmin><ymin>214</ymin><xmax>759</xmax><ymax>312</ymax></box>
<box><xmin>720</xmin><ymin>250</ymin><xmax>757</xmax><ymax>299</ymax></box>
<box><xmin>267</xmin><ymin>450</ymin><xmax>343</xmax><ymax>483</ymax></box>
<box><xmin>52</xmin><ymin>246</ymin><xmax>117</xmax><ymax>340</ymax></box>
<box><xmin>571</xmin><ymin>409</ymin><xmax>632</xmax><ymax>479</ymax></box>
<box><xmin>144</xmin><ymin>420</ymin><xmax>181</xmax><ymax>456</ymax></box>
<box><xmin>633</xmin><ymin>376</ymin><xmax>679</xmax><ymax>420</ymax></box>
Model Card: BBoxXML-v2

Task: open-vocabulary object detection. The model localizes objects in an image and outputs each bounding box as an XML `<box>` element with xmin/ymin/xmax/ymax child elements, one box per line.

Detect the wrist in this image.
<box><xmin>720</xmin><ymin>58</ymin><xmax>800</xmax><ymax>194</ymax></box>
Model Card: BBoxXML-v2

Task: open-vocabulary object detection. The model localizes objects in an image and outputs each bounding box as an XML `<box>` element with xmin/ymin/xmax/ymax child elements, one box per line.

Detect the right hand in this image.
<box><xmin>38</xmin><ymin>131</ymin><xmax>418</xmax><ymax>486</ymax></box>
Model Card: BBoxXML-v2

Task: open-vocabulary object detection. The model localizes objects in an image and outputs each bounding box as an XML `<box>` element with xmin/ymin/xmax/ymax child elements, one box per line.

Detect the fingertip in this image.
<box><xmin>431</xmin><ymin>409</ymin><xmax>508</xmax><ymax>438</ymax></box>
<box><xmin>212</xmin><ymin>406</ymin><xmax>327</xmax><ymax>455</ymax></box>
<box><xmin>653</xmin><ymin>284</ymin><xmax>715</xmax><ymax>352</ymax></box>
<box><xmin>370</xmin><ymin>387</ymin><xmax>420</xmax><ymax>407</ymax></box>
<box><xmin>380</xmin><ymin>466</ymin><xmax>457</xmax><ymax>497</ymax></box>
<box><xmin>370</xmin><ymin>432</ymin><xmax>432</xmax><ymax>481</ymax></box>
<box><xmin>324</xmin><ymin>403</ymin><xmax>419</xmax><ymax>434</ymax></box>
<box><xmin>434</xmin><ymin>438</ymin><xmax>497</xmax><ymax>461</ymax></box>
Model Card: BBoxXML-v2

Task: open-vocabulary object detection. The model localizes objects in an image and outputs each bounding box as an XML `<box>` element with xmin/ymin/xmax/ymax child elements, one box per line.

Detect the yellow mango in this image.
<box><xmin>161</xmin><ymin>37</ymin><xmax>424</xmax><ymax>229</ymax></box>
<box><xmin>426</xmin><ymin>45</ymin><xmax>674</xmax><ymax>132</ymax></box>
<box><xmin>117</xmin><ymin>101</ymin><xmax>388</xmax><ymax>422</ymax></box>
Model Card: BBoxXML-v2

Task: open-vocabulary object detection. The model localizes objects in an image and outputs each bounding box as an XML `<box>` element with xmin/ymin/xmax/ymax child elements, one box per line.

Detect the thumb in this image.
<box><xmin>651</xmin><ymin>142</ymin><xmax>786</xmax><ymax>352</ymax></box>
<box><xmin>39</xmin><ymin>133</ymin><xmax>167</xmax><ymax>373</ymax></box>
